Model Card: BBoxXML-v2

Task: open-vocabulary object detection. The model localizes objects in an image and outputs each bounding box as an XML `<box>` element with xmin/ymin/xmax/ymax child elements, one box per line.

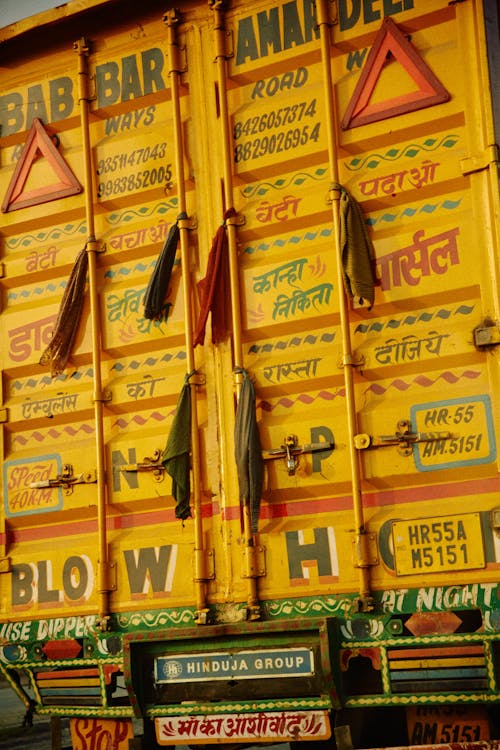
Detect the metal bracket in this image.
<box><xmin>263</xmin><ymin>434</ymin><xmax>334</xmax><ymax>475</ymax></box>
<box><xmin>225</xmin><ymin>212</ymin><xmax>245</xmax><ymax>227</ymax></box>
<box><xmin>120</xmin><ymin>449</ymin><xmax>165</xmax><ymax>481</ymax></box>
<box><xmin>338</xmin><ymin>353</ymin><xmax>365</xmax><ymax>369</ymax></box>
<box><xmin>178</xmin><ymin>216</ymin><xmax>198</xmax><ymax>232</ymax></box>
<box><xmin>241</xmin><ymin>544</ymin><xmax>266</xmax><ymax>579</ymax></box>
<box><xmin>354</xmin><ymin>420</ymin><xmax>453</xmax><ymax>457</ymax></box>
<box><xmin>29</xmin><ymin>464</ymin><xmax>97</xmax><ymax>494</ymax></box>
<box><xmin>474</xmin><ymin>322</ymin><xmax>500</xmax><ymax>348</ymax></box>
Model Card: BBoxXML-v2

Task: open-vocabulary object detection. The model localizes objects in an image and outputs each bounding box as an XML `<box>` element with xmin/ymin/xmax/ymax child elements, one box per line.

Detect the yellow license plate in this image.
<box><xmin>392</xmin><ymin>513</ymin><xmax>485</xmax><ymax>575</ymax></box>
<box><xmin>407</xmin><ymin>705</ymin><xmax>490</xmax><ymax>744</ymax></box>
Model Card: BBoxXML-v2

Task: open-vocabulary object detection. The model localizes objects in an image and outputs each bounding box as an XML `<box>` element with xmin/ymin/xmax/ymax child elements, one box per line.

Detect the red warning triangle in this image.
<box><xmin>1</xmin><ymin>118</ymin><xmax>82</xmax><ymax>213</ymax></box>
<box><xmin>341</xmin><ymin>17</ymin><xmax>450</xmax><ymax>130</ymax></box>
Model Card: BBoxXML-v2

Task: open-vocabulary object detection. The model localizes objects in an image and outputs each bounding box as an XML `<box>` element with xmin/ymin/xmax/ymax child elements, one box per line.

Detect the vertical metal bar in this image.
<box><xmin>164</xmin><ymin>10</ymin><xmax>209</xmax><ymax>623</ymax></box>
<box><xmin>74</xmin><ymin>38</ymin><xmax>112</xmax><ymax>627</ymax></box>
<box><xmin>316</xmin><ymin>1</ymin><xmax>373</xmax><ymax>609</ymax></box>
<box><xmin>209</xmin><ymin>0</ymin><xmax>260</xmax><ymax>619</ymax></box>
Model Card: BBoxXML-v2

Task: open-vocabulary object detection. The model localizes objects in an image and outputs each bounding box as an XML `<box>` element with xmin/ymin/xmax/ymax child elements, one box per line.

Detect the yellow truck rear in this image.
<box><xmin>0</xmin><ymin>0</ymin><xmax>499</xmax><ymax>747</ymax></box>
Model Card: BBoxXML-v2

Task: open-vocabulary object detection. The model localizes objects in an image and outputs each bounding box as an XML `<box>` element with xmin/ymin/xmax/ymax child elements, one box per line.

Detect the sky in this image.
<box><xmin>1</xmin><ymin>0</ymin><xmax>63</xmax><ymax>27</ymax></box>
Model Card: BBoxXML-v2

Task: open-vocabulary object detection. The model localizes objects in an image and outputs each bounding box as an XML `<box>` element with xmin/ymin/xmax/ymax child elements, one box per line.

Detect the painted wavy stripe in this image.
<box><xmin>153</xmin><ymin>698</ymin><xmax>328</xmax><ymax>717</ymax></box>
<box><xmin>104</xmin><ymin>257</ymin><xmax>180</xmax><ymax>280</ymax></box>
<box><xmin>266</xmin><ymin>597</ymin><xmax>353</xmax><ymax>617</ymax></box>
<box><xmin>366</xmin><ymin>199</ymin><xmax>462</xmax><ymax>226</ymax></box>
<box><xmin>248</xmin><ymin>331</ymin><xmax>335</xmax><ymax>354</ymax></box>
<box><xmin>7</xmin><ymin>222</ymin><xmax>87</xmax><ymax>250</ymax></box>
<box><xmin>354</xmin><ymin>304</ymin><xmax>474</xmax><ymax>334</ymax></box>
<box><xmin>241</xmin><ymin>168</ymin><xmax>328</xmax><ymax>198</ymax></box>
<box><xmin>8</xmin><ymin>281</ymin><xmax>66</xmax><ymax>302</ymax></box>
<box><xmin>111</xmin><ymin>351</ymin><xmax>186</xmax><ymax>372</ymax></box>
<box><xmin>112</xmin><ymin>410</ymin><xmax>173</xmax><ymax>429</ymax></box>
<box><xmin>104</xmin><ymin>261</ymin><xmax>152</xmax><ymax>279</ymax></box>
<box><xmin>117</xmin><ymin>609</ymin><xmax>194</xmax><ymax>628</ymax></box>
<box><xmin>13</xmin><ymin>423</ymin><xmax>95</xmax><ymax>447</ymax></box>
<box><xmin>106</xmin><ymin>198</ymin><xmax>179</xmax><ymax>225</ymax></box>
<box><xmin>261</xmin><ymin>389</ymin><xmax>345</xmax><ymax>412</ymax></box>
<box><xmin>363</xmin><ymin>370</ymin><xmax>480</xmax><ymax>396</ymax></box>
<box><xmin>11</xmin><ymin>367</ymin><xmax>94</xmax><ymax>393</ymax></box>
<box><xmin>244</xmin><ymin>227</ymin><xmax>332</xmax><ymax>255</ymax></box>
<box><xmin>259</xmin><ymin>370</ymin><xmax>479</xmax><ymax>411</ymax></box>
<box><xmin>345</xmin><ymin>135</ymin><xmax>460</xmax><ymax>171</ymax></box>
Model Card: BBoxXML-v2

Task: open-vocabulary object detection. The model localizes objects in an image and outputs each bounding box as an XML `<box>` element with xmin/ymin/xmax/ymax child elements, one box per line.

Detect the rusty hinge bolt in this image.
<box><xmin>120</xmin><ymin>449</ymin><xmax>166</xmax><ymax>481</ymax></box>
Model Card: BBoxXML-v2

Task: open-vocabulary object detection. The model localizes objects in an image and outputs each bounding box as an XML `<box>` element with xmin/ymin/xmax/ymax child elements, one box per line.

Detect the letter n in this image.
<box><xmin>285</xmin><ymin>527</ymin><xmax>338</xmax><ymax>585</ymax></box>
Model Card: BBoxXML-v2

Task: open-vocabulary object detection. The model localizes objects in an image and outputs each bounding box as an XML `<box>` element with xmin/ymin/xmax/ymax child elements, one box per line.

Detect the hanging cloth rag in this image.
<box><xmin>193</xmin><ymin>208</ymin><xmax>235</xmax><ymax>347</ymax></box>
<box><xmin>234</xmin><ymin>369</ymin><xmax>264</xmax><ymax>534</ymax></box>
<box><xmin>162</xmin><ymin>375</ymin><xmax>192</xmax><ymax>521</ymax></box>
<box><xmin>336</xmin><ymin>184</ymin><xmax>377</xmax><ymax>309</ymax></box>
<box><xmin>143</xmin><ymin>212</ymin><xmax>186</xmax><ymax>320</ymax></box>
<box><xmin>39</xmin><ymin>244</ymin><xmax>89</xmax><ymax>376</ymax></box>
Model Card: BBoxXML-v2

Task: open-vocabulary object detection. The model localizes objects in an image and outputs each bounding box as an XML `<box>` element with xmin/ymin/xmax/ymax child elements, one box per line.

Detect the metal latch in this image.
<box><xmin>29</xmin><ymin>464</ymin><xmax>97</xmax><ymax>494</ymax></box>
<box><xmin>120</xmin><ymin>449</ymin><xmax>165</xmax><ymax>481</ymax></box>
<box><xmin>354</xmin><ymin>420</ymin><xmax>453</xmax><ymax>457</ymax></box>
<box><xmin>263</xmin><ymin>434</ymin><xmax>335</xmax><ymax>475</ymax></box>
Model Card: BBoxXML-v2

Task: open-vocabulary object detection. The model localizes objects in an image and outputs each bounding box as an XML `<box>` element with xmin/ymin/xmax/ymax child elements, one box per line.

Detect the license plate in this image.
<box><xmin>411</xmin><ymin>395</ymin><xmax>496</xmax><ymax>471</ymax></box>
<box><xmin>392</xmin><ymin>513</ymin><xmax>485</xmax><ymax>575</ymax></box>
<box><xmin>407</xmin><ymin>705</ymin><xmax>490</xmax><ymax>744</ymax></box>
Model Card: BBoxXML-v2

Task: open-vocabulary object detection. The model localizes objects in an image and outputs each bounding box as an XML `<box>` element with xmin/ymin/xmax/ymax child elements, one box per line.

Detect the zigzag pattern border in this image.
<box><xmin>11</xmin><ymin>367</ymin><xmax>95</xmax><ymax>394</ymax></box>
<box><xmin>247</xmin><ymin>331</ymin><xmax>335</xmax><ymax>354</ymax></box>
<box><xmin>260</xmin><ymin>370</ymin><xmax>481</xmax><ymax>412</ymax></box>
<box><xmin>354</xmin><ymin>304</ymin><xmax>475</xmax><ymax>334</ymax></box>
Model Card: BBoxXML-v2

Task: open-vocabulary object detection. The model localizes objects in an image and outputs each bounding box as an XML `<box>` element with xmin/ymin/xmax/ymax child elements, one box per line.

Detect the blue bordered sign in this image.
<box><xmin>411</xmin><ymin>395</ymin><xmax>496</xmax><ymax>472</ymax></box>
<box><xmin>155</xmin><ymin>647</ymin><xmax>314</xmax><ymax>683</ymax></box>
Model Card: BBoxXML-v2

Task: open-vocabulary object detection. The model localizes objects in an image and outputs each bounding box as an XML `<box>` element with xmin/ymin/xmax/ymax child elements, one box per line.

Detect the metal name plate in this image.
<box><xmin>155</xmin><ymin>647</ymin><xmax>314</xmax><ymax>683</ymax></box>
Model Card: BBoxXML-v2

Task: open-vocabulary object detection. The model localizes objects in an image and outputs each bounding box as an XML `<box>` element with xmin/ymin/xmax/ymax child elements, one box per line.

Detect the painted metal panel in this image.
<box><xmin>0</xmin><ymin>0</ymin><xmax>499</xmax><ymax>731</ymax></box>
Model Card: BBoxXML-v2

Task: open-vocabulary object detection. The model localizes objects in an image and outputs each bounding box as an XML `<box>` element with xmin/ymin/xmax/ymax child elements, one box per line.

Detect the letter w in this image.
<box><xmin>347</xmin><ymin>48</ymin><xmax>368</xmax><ymax>71</ymax></box>
<box><xmin>124</xmin><ymin>546</ymin><xmax>178</xmax><ymax>594</ymax></box>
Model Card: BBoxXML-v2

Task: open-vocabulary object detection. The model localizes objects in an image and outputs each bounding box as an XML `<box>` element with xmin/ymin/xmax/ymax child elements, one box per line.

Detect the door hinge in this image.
<box><xmin>241</xmin><ymin>544</ymin><xmax>266</xmax><ymax>579</ymax></box>
<box><xmin>354</xmin><ymin>420</ymin><xmax>453</xmax><ymax>456</ymax></box>
<box><xmin>460</xmin><ymin>144</ymin><xmax>499</xmax><ymax>175</ymax></box>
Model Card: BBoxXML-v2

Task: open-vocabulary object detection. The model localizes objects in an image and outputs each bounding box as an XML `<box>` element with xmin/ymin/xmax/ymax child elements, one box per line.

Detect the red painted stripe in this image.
<box><xmin>388</xmin><ymin>645</ymin><xmax>485</xmax><ymax>659</ymax></box>
<box><xmin>2</xmin><ymin>474</ymin><xmax>498</xmax><ymax>543</ymax></box>
<box><xmin>37</xmin><ymin>668</ymin><xmax>99</xmax><ymax>679</ymax></box>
